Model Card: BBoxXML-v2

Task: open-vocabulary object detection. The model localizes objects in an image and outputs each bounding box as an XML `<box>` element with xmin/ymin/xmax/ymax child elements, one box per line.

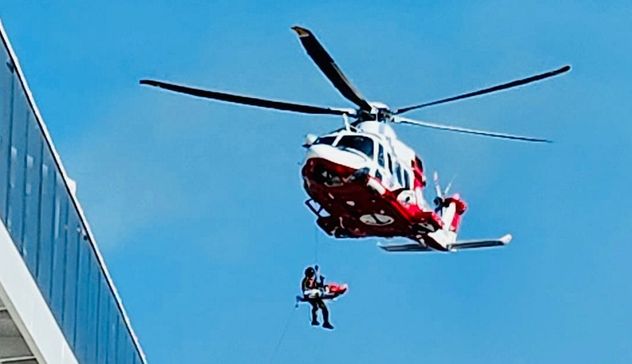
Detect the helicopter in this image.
<box><xmin>140</xmin><ymin>26</ymin><xmax>570</xmax><ymax>253</ymax></box>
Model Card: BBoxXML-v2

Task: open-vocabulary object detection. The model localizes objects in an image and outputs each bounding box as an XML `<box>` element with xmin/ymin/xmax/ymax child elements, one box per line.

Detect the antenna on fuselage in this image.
<box><xmin>433</xmin><ymin>172</ymin><xmax>442</xmax><ymax>199</ymax></box>
<box><xmin>433</xmin><ymin>172</ymin><xmax>445</xmax><ymax>214</ymax></box>
<box><xmin>444</xmin><ymin>175</ymin><xmax>456</xmax><ymax>195</ymax></box>
<box><xmin>342</xmin><ymin>113</ymin><xmax>351</xmax><ymax>131</ymax></box>
<box><xmin>433</xmin><ymin>172</ymin><xmax>458</xmax><ymax>214</ymax></box>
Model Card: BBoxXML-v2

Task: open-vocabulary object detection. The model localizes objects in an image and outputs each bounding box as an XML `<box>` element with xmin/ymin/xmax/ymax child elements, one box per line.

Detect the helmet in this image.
<box><xmin>304</xmin><ymin>266</ymin><xmax>315</xmax><ymax>277</ymax></box>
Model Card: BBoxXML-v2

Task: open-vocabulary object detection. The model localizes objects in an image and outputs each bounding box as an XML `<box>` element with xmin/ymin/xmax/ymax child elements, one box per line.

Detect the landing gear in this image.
<box><xmin>305</xmin><ymin>199</ymin><xmax>351</xmax><ymax>237</ymax></box>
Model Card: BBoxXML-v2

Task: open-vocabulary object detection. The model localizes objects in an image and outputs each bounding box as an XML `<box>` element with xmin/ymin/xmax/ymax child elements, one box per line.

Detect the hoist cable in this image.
<box><xmin>267</xmin><ymin>306</ymin><xmax>297</xmax><ymax>364</ymax></box>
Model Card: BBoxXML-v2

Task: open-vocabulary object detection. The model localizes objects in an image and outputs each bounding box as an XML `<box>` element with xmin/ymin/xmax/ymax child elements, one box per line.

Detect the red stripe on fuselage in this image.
<box><xmin>302</xmin><ymin>158</ymin><xmax>442</xmax><ymax>240</ymax></box>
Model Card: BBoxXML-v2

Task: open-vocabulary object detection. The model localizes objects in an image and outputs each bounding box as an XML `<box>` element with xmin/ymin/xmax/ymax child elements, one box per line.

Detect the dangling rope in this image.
<box><xmin>267</xmin><ymin>225</ymin><xmax>326</xmax><ymax>362</ymax></box>
<box><xmin>313</xmin><ymin>224</ymin><xmax>320</xmax><ymax>264</ymax></box>
<box><xmin>267</xmin><ymin>305</ymin><xmax>298</xmax><ymax>364</ymax></box>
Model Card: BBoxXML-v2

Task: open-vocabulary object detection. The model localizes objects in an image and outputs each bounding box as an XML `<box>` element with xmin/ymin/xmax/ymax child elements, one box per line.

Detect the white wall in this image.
<box><xmin>0</xmin><ymin>221</ymin><xmax>79</xmax><ymax>364</ymax></box>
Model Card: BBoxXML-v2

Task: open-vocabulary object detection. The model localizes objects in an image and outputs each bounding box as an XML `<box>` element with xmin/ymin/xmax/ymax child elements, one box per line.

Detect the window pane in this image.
<box><xmin>74</xmin><ymin>241</ymin><xmax>92</xmax><ymax>363</ymax></box>
<box><xmin>50</xmin><ymin>179</ymin><xmax>69</xmax><ymax>322</ymax></box>
<box><xmin>106</xmin><ymin>311</ymin><xmax>119</xmax><ymax>364</ymax></box>
<box><xmin>395</xmin><ymin>163</ymin><xmax>402</xmax><ymax>185</ymax></box>
<box><xmin>22</xmin><ymin>116</ymin><xmax>43</xmax><ymax>272</ymax></box>
<box><xmin>87</xmin><ymin>251</ymin><xmax>101</xmax><ymax>364</ymax></box>
<box><xmin>336</xmin><ymin>135</ymin><xmax>374</xmax><ymax>158</ymax></box>
<box><xmin>0</xmin><ymin>58</ymin><xmax>13</xmax><ymax>221</ymax></box>
<box><xmin>7</xmin><ymin>82</ymin><xmax>28</xmax><ymax>248</ymax></box>
<box><xmin>62</xmin><ymin>211</ymin><xmax>81</xmax><ymax>344</ymax></box>
<box><xmin>117</xmin><ymin>319</ymin><xmax>133</xmax><ymax>364</ymax></box>
<box><xmin>97</xmin><ymin>279</ymin><xmax>110</xmax><ymax>364</ymax></box>
<box><xmin>315</xmin><ymin>136</ymin><xmax>336</xmax><ymax>145</ymax></box>
<box><xmin>36</xmin><ymin>154</ymin><xmax>56</xmax><ymax>301</ymax></box>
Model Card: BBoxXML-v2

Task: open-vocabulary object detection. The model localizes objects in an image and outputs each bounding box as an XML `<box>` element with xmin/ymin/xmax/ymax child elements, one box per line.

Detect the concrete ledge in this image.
<box><xmin>0</xmin><ymin>221</ymin><xmax>78</xmax><ymax>364</ymax></box>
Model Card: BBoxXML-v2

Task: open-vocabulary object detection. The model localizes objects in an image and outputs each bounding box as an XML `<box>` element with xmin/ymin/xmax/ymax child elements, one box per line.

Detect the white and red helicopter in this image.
<box><xmin>140</xmin><ymin>26</ymin><xmax>570</xmax><ymax>253</ymax></box>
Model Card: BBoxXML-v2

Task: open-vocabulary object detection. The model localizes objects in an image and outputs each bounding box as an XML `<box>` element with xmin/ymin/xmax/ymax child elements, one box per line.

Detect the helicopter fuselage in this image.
<box><xmin>301</xmin><ymin>121</ymin><xmax>464</xmax><ymax>250</ymax></box>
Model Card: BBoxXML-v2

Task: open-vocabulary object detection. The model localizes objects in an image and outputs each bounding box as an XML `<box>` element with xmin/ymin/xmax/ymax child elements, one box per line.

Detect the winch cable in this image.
<box><xmin>267</xmin><ymin>304</ymin><xmax>298</xmax><ymax>364</ymax></box>
<box><xmin>268</xmin><ymin>226</ymin><xmax>322</xmax><ymax>363</ymax></box>
<box><xmin>313</xmin><ymin>224</ymin><xmax>320</xmax><ymax>264</ymax></box>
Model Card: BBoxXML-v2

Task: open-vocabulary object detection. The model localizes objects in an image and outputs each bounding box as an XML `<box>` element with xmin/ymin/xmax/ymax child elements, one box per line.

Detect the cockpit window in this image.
<box><xmin>377</xmin><ymin>144</ymin><xmax>385</xmax><ymax>167</ymax></box>
<box><xmin>314</xmin><ymin>136</ymin><xmax>336</xmax><ymax>145</ymax></box>
<box><xmin>403</xmin><ymin>170</ymin><xmax>410</xmax><ymax>189</ymax></box>
<box><xmin>336</xmin><ymin>135</ymin><xmax>374</xmax><ymax>158</ymax></box>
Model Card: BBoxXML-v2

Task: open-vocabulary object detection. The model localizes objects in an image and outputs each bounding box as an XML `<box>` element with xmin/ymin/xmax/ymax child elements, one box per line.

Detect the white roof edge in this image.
<box><xmin>0</xmin><ymin>20</ymin><xmax>147</xmax><ymax>363</ymax></box>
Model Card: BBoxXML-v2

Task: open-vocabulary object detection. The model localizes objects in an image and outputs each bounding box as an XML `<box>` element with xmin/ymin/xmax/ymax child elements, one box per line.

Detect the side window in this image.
<box><xmin>336</xmin><ymin>135</ymin><xmax>374</xmax><ymax>157</ymax></box>
<box><xmin>387</xmin><ymin>153</ymin><xmax>393</xmax><ymax>175</ymax></box>
<box><xmin>395</xmin><ymin>163</ymin><xmax>402</xmax><ymax>185</ymax></box>
<box><xmin>315</xmin><ymin>136</ymin><xmax>336</xmax><ymax>145</ymax></box>
<box><xmin>403</xmin><ymin>170</ymin><xmax>410</xmax><ymax>189</ymax></box>
<box><xmin>377</xmin><ymin>144</ymin><xmax>384</xmax><ymax>167</ymax></box>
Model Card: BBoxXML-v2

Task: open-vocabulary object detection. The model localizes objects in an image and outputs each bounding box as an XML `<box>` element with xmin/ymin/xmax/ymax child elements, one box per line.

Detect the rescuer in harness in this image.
<box><xmin>299</xmin><ymin>265</ymin><xmax>349</xmax><ymax>330</ymax></box>
<box><xmin>301</xmin><ymin>266</ymin><xmax>334</xmax><ymax>329</ymax></box>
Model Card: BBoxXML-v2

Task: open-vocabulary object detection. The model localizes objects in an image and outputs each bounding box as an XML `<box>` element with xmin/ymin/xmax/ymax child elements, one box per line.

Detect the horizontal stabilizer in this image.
<box><xmin>448</xmin><ymin>234</ymin><xmax>512</xmax><ymax>251</ymax></box>
<box><xmin>378</xmin><ymin>243</ymin><xmax>433</xmax><ymax>252</ymax></box>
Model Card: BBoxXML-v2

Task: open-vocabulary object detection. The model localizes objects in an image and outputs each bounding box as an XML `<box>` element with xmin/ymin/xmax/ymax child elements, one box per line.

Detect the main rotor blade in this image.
<box><xmin>140</xmin><ymin>80</ymin><xmax>355</xmax><ymax>116</ymax></box>
<box><xmin>394</xmin><ymin>116</ymin><xmax>551</xmax><ymax>143</ymax></box>
<box><xmin>292</xmin><ymin>26</ymin><xmax>373</xmax><ymax>111</ymax></box>
<box><xmin>395</xmin><ymin>65</ymin><xmax>571</xmax><ymax>114</ymax></box>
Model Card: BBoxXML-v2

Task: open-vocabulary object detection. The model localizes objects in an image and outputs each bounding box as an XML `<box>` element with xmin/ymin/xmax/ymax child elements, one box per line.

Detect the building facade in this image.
<box><xmin>0</xmin><ymin>22</ymin><xmax>146</xmax><ymax>364</ymax></box>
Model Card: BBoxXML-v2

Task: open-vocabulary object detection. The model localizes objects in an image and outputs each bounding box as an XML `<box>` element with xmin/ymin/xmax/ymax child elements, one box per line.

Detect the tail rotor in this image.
<box><xmin>433</xmin><ymin>172</ymin><xmax>456</xmax><ymax>214</ymax></box>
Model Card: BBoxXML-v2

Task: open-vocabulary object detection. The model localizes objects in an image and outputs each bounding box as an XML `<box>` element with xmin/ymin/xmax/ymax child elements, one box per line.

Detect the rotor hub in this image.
<box><xmin>355</xmin><ymin>101</ymin><xmax>393</xmax><ymax>123</ymax></box>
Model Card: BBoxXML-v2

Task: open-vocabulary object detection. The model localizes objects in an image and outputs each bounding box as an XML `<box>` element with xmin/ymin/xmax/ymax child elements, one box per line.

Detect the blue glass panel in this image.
<box><xmin>107</xmin><ymin>300</ymin><xmax>119</xmax><ymax>364</ymax></box>
<box><xmin>0</xmin><ymin>54</ymin><xmax>14</xmax><ymax>220</ymax></box>
<box><xmin>115</xmin><ymin>317</ymin><xmax>123</xmax><ymax>364</ymax></box>
<box><xmin>35</xmin><ymin>153</ymin><xmax>56</xmax><ymax>300</ymax></box>
<box><xmin>87</xmin><ymin>250</ymin><xmax>101</xmax><ymax>364</ymax></box>
<box><xmin>117</xmin><ymin>317</ymin><xmax>132</xmax><ymax>364</ymax></box>
<box><xmin>22</xmin><ymin>115</ymin><xmax>43</xmax><ymax>272</ymax></box>
<box><xmin>73</xmin><ymin>240</ymin><xmax>92</xmax><ymax>363</ymax></box>
<box><xmin>97</xmin><ymin>278</ymin><xmax>110</xmax><ymax>364</ymax></box>
<box><xmin>6</xmin><ymin>79</ymin><xmax>28</xmax><ymax>247</ymax></box>
<box><xmin>50</xmin><ymin>180</ymin><xmax>69</xmax><ymax>322</ymax></box>
<box><xmin>62</xmin><ymin>210</ymin><xmax>81</xmax><ymax>345</ymax></box>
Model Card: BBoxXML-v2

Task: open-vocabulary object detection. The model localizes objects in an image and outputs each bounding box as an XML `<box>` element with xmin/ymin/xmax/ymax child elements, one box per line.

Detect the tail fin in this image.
<box><xmin>433</xmin><ymin>172</ymin><xmax>467</xmax><ymax>232</ymax></box>
<box><xmin>440</xmin><ymin>194</ymin><xmax>467</xmax><ymax>232</ymax></box>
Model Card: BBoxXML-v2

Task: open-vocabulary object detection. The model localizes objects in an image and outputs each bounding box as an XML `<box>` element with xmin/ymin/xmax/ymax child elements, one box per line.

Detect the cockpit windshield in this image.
<box><xmin>336</xmin><ymin>135</ymin><xmax>374</xmax><ymax>158</ymax></box>
<box><xmin>314</xmin><ymin>136</ymin><xmax>336</xmax><ymax>145</ymax></box>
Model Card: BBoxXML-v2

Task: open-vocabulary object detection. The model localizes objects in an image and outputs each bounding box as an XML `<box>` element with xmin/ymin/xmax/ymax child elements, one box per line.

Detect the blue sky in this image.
<box><xmin>2</xmin><ymin>1</ymin><xmax>632</xmax><ymax>362</ymax></box>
